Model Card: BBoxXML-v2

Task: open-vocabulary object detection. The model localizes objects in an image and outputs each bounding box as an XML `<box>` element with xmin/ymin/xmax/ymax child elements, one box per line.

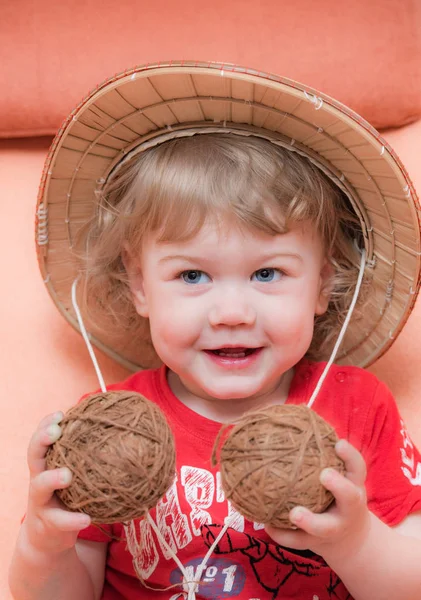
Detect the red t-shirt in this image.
<box><xmin>78</xmin><ymin>360</ymin><xmax>421</xmax><ymax>600</ymax></box>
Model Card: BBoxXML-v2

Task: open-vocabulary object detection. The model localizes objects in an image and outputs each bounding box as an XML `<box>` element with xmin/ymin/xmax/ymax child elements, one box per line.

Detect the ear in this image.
<box><xmin>315</xmin><ymin>257</ymin><xmax>334</xmax><ymax>316</ymax></box>
<box><xmin>121</xmin><ymin>244</ymin><xmax>150</xmax><ymax>318</ymax></box>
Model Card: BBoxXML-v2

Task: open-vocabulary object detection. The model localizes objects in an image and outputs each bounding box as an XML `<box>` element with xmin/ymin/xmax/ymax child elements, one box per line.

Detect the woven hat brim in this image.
<box><xmin>36</xmin><ymin>60</ymin><xmax>421</xmax><ymax>371</ymax></box>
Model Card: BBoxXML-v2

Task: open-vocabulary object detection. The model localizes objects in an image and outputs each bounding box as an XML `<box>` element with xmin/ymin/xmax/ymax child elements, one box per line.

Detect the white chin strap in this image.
<box><xmin>307</xmin><ymin>248</ymin><xmax>366</xmax><ymax>409</ymax></box>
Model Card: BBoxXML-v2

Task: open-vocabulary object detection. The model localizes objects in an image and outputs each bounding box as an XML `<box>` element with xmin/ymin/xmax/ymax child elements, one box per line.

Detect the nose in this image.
<box><xmin>208</xmin><ymin>287</ymin><xmax>257</xmax><ymax>327</ymax></box>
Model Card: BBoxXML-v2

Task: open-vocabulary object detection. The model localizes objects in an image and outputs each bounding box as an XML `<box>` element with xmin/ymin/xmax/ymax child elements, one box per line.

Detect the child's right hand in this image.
<box><xmin>23</xmin><ymin>411</ymin><xmax>91</xmax><ymax>556</ymax></box>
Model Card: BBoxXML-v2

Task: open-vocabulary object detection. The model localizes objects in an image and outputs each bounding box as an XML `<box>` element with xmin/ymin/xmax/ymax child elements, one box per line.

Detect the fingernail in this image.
<box><xmin>52</xmin><ymin>411</ymin><xmax>64</xmax><ymax>424</ymax></box>
<box><xmin>59</xmin><ymin>468</ymin><xmax>72</xmax><ymax>485</ymax></box>
<box><xmin>290</xmin><ymin>507</ymin><xmax>304</xmax><ymax>523</ymax></box>
<box><xmin>320</xmin><ymin>468</ymin><xmax>335</xmax><ymax>485</ymax></box>
<box><xmin>80</xmin><ymin>515</ymin><xmax>91</xmax><ymax>528</ymax></box>
<box><xmin>47</xmin><ymin>424</ymin><xmax>62</xmax><ymax>442</ymax></box>
<box><xmin>335</xmin><ymin>439</ymin><xmax>347</xmax><ymax>452</ymax></box>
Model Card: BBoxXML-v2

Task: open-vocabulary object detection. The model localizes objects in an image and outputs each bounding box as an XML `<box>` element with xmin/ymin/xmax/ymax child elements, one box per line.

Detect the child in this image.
<box><xmin>9</xmin><ymin>61</ymin><xmax>421</xmax><ymax>600</ymax></box>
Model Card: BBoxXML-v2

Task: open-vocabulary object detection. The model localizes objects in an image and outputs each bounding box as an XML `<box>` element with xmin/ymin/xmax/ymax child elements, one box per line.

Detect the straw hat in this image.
<box><xmin>36</xmin><ymin>60</ymin><xmax>421</xmax><ymax>371</ymax></box>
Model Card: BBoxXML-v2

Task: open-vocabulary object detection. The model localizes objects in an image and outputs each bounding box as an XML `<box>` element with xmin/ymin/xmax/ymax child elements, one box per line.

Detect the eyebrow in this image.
<box><xmin>158</xmin><ymin>252</ymin><xmax>304</xmax><ymax>264</ymax></box>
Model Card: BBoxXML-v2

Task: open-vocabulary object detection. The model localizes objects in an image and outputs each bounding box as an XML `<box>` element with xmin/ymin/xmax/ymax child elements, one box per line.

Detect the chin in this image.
<box><xmin>203</xmin><ymin>382</ymin><xmax>262</xmax><ymax>401</ymax></box>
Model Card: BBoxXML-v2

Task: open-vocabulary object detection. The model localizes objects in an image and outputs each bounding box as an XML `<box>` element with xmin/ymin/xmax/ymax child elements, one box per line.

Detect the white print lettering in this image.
<box><xmin>155</xmin><ymin>477</ymin><xmax>192</xmax><ymax>558</ymax></box>
<box><xmin>125</xmin><ymin>466</ymin><xmax>264</xmax><ymax>581</ymax></box>
<box><xmin>168</xmin><ymin>596</ymin><xmax>263</xmax><ymax>600</ymax></box>
<box><xmin>169</xmin><ymin>596</ymin><xmax>261</xmax><ymax>600</ymax></box>
<box><xmin>400</xmin><ymin>420</ymin><xmax>421</xmax><ymax>485</ymax></box>
<box><xmin>181</xmin><ymin>467</ymin><xmax>214</xmax><ymax>535</ymax></box>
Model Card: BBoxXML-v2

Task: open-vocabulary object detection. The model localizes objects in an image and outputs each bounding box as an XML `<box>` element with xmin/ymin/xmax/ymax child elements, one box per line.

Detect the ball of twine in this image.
<box><xmin>213</xmin><ymin>404</ymin><xmax>345</xmax><ymax>529</ymax></box>
<box><xmin>45</xmin><ymin>391</ymin><xmax>176</xmax><ymax>524</ymax></box>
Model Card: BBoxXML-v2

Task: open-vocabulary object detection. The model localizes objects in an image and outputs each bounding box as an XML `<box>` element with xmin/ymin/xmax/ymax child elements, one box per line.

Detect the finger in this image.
<box><xmin>288</xmin><ymin>506</ymin><xmax>343</xmax><ymax>539</ymax></box>
<box><xmin>27</xmin><ymin>420</ymin><xmax>63</xmax><ymax>476</ymax></box>
<box><xmin>265</xmin><ymin>523</ymin><xmax>312</xmax><ymax>551</ymax></box>
<box><xmin>29</xmin><ymin>467</ymin><xmax>73</xmax><ymax>507</ymax></box>
<box><xmin>43</xmin><ymin>506</ymin><xmax>91</xmax><ymax>533</ymax></box>
<box><xmin>335</xmin><ymin>439</ymin><xmax>367</xmax><ymax>486</ymax></box>
<box><xmin>320</xmin><ymin>467</ymin><xmax>365</xmax><ymax>513</ymax></box>
<box><xmin>38</xmin><ymin>411</ymin><xmax>64</xmax><ymax>430</ymax></box>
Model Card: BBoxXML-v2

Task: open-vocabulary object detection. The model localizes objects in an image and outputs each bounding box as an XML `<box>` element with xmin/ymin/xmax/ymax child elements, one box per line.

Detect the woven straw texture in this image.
<box><xmin>36</xmin><ymin>60</ymin><xmax>421</xmax><ymax>370</ymax></box>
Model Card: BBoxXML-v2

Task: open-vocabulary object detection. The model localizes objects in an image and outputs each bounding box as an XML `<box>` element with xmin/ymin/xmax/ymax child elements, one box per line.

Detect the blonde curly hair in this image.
<box><xmin>79</xmin><ymin>133</ymin><xmax>367</xmax><ymax>363</ymax></box>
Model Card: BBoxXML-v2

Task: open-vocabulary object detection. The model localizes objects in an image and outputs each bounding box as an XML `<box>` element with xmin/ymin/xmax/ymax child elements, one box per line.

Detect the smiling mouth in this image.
<box><xmin>206</xmin><ymin>347</ymin><xmax>261</xmax><ymax>358</ymax></box>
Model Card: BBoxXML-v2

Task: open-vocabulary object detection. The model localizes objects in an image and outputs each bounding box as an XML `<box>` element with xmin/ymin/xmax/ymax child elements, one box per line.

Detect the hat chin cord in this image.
<box><xmin>70</xmin><ymin>249</ymin><xmax>366</xmax><ymax>598</ymax></box>
<box><xmin>307</xmin><ymin>248</ymin><xmax>366</xmax><ymax>409</ymax></box>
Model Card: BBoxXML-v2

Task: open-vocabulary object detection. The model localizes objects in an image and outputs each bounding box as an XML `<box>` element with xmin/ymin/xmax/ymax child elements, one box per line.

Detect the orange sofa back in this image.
<box><xmin>1</xmin><ymin>5</ymin><xmax>421</xmax><ymax>599</ymax></box>
<box><xmin>1</xmin><ymin>0</ymin><xmax>421</xmax><ymax>138</ymax></box>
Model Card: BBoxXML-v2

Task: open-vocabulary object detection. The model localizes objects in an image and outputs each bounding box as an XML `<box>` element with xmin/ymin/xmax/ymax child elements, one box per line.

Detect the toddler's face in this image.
<box><xmin>127</xmin><ymin>219</ymin><xmax>330</xmax><ymax>408</ymax></box>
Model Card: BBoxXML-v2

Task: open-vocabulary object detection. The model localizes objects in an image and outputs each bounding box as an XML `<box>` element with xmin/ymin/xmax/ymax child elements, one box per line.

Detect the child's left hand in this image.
<box><xmin>265</xmin><ymin>439</ymin><xmax>372</xmax><ymax>561</ymax></box>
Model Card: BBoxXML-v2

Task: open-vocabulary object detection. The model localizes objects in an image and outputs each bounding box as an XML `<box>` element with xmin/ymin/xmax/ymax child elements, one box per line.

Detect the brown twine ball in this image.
<box><xmin>45</xmin><ymin>391</ymin><xmax>176</xmax><ymax>524</ymax></box>
<box><xmin>213</xmin><ymin>404</ymin><xmax>345</xmax><ymax>529</ymax></box>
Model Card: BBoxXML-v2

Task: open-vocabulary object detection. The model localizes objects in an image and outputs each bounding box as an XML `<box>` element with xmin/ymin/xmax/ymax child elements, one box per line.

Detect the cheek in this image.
<box><xmin>266</xmin><ymin>294</ymin><xmax>316</xmax><ymax>340</ymax></box>
<box><xmin>147</xmin><ymin>296</ymin><xmax>201</xmax><ymax>348</ymax></box>
<box><xmin>268</xmin><ymin>286</ymin><xmax>319</xmax><ymax>317</ymax></box>
<box><xmin>280</xmin><ymin>313</ymin><xmax>315</xmax><ymax>344</ymax></box>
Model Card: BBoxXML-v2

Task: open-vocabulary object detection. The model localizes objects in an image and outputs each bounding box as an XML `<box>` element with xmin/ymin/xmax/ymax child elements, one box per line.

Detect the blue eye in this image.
<box><xmin>252</xmin><ymin>268</ymin><xmax>281</xmax><ymax>282</ymax></box>
<box><xmin>181</xmin><ymin>270</ymin><xmax>210</xmax><ymax>284</ymax></box>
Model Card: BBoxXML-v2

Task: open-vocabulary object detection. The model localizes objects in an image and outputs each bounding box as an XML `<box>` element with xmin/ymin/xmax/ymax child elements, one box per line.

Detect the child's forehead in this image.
<box><xmin>143</xmin><ymin>217</ymin><xmax>323</xmax><ymax>254</ymax></box>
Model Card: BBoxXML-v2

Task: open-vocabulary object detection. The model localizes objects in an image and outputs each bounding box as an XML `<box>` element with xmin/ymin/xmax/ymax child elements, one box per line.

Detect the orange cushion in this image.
<box><xmin>0</xmin><ymin>122</ymin><xmax>420</xmax><ymax>599</ymax></box>
<box><xmin>0</xmin><ymin>137</ymin><xmax>129</xmax><ymax>600</ymax></box>
<box><xmin>1</xmin><ymin>0</ymin><xmax>421</xmax><ymax>138</ymax></box>
<box><xmin>369</xmin><ymin>118</ymin><xmax>421</xmax><ymax>426</ymax></box>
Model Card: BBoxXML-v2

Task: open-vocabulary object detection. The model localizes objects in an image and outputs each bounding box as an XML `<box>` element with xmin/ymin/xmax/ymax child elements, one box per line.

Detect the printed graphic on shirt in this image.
<box><xmin>169</xmin><ymin>557</ymin><xmax>246</xmax><ymax>599</ymax></box>
<box><xmin>126</xmin><ymin>465</ymin><xmax>352</xmax><ymax>599</ymax></box>
<box><xmin>166</xmin><ymin>526</ymin><xmax>351</xmax><ymax>600</ymax></box>
<box><xmin>400</xmin><ymin>420</ymin><xmax>421</xmax><ymax>486</ymax></box>
<box><xmin>201</xmin><ymin>525</ymin><xmax>350</xmax><ymax>600</ymax></box>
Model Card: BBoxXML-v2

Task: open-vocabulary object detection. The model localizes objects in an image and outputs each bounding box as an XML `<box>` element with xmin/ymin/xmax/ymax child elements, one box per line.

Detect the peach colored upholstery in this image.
<box><xmin>1</xmin><ymin>0</ymin><xmax>420</xmax><ymax>137</ymax></box>
<box><xmin>0</xmin><ymin>138</ymin><xmax>131</xmax><ymax>599</ymax></box>
<box><xmin>2</xmin><ymin>3</ymin><xmax>421</xmax><ymax>598</ymax></box>
<box><xmin>1</xmin><ymin>120</ymin><xmax>420</xmax><ymax>600</ymax></box>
